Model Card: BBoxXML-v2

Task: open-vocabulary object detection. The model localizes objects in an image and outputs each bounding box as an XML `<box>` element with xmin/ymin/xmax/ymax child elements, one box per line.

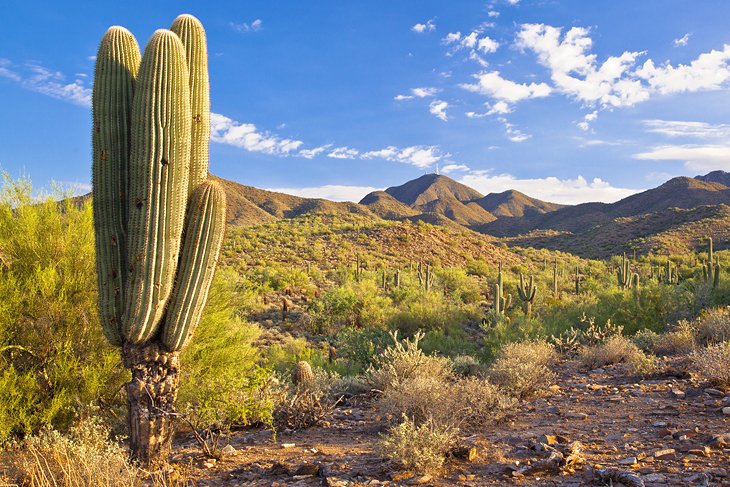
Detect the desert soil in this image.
<box><xmin>167</xmin><ymin>359</ymin><xmax>730</xmax><ymax>486</ymax></box>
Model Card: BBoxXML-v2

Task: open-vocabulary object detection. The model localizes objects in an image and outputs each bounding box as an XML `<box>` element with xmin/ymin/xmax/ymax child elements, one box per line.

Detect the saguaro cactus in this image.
<box><xmin>617</xmin><ymin>253</ymin><xmax>636</xmax><ymax>290</ymax></box>
<box><xmin>517</xmin><ymin>273</ymin><xmax>537</xmax><ymax>317</ymax></box>
<box><xmin>702</xmin><ymin>237</ymin><xmax>720</xmax><ymax>288</ymax></box>
<box><xmin>494</xmin><ymin>262</ymin><xmax>512</xmax><ymax>315</ymax></box>
<box><xmin>92</xmin><ymin>14</ymin><xmax>226</xmax><ymax>466</ymax></box>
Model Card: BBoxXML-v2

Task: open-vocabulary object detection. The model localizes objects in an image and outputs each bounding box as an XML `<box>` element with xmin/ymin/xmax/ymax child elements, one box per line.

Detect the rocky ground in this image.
<box><xmin>166</xmin><ymin>359</ymin><xmax>730</xmax><ymax>486</ymax></box>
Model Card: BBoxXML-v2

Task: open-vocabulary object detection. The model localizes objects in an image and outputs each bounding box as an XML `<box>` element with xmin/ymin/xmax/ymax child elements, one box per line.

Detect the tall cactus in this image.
<box><xmin>517</xmin><ymin>273</ymin><xmax>537</xmax><ymax>317</ymax></box>
<box><xmin>493</xmin><ymin>262</ymin><xmax>511</xmax><ymax>315</ymax></box>
<box><xmin>702</xmin><ymin>237</ymin><xmax>720</xmax><ymax>288</ymax></box>
<box><xmin>92</xmin><ymin>15</ymin><xmax>226</xmax><ymax>466</ymax></box>
<box><xmin>617</xmin><ymin>253</ymin><xmax>634</xmax><ymax>290</ymax></box>
<box><xmin>553</xmin><ymin>260</ymin><xmax>559</xmax><ymax>299</ymax></box>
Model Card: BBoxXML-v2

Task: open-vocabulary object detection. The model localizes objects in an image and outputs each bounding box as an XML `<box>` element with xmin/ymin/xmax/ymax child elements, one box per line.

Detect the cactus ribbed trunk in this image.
<box><xmin>123</xmin><ymin>343</ymin><xmax>180</xmax><ymax>466</ymax></box>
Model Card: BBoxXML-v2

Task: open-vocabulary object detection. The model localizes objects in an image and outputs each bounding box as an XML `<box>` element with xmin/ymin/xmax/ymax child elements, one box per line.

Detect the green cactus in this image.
<box><xmin>575</xmin><ymin>265</ymin><xmax>581</xmax><ymax>295</ymax></box>
<box><xmin>702</xmin><ymin>237</ymin><xmax>720</xmax><ymax>288</ymax></box>
<box><xmin>92</xmin><ymin>15</ymin><xmax>226</xmax><ymax>466</ymax></box>
<box><xmin>617</xmin><ymin>253</ymin><xmax>633</xmax><ymax>290</ymax></box>
<box><xmin>493</xmin><ymin>262</ymin><xmax>511</xmax><ymax>315</ymax></box>
<box><xmin>553</xmin><ymin>260</ymin><xmax>559</xmax><ymax>298</ymax></box>
<box><xmin>292</xmin><ymin>360</ymin><xmax>314</xmax><ymax>390</ymax></box>
<box><xmin>517</xmin><ymin>273</ymin><xmax>537</xmax><ymax>317</ymax></box>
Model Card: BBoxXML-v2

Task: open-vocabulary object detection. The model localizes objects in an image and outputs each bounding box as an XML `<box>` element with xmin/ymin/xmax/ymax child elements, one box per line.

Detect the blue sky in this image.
<box><xmin>2</xmin><ymin>0</ymin><xmax>730</xmax><ymax>204</ymax></box>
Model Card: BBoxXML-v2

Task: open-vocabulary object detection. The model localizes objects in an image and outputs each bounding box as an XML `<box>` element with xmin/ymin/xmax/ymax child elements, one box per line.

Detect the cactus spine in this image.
<box><xmin>92</xmin><ymin>15</ymin><xmax>226</xmax><ymax>466</ymax></box>
<box><xmin>517</xmin><ymin>273</ymin><xmax>537</xmax><ymax>317</ymax></box>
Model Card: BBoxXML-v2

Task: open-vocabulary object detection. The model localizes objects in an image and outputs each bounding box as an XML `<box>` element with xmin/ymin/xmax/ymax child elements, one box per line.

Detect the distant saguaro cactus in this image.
<box><xmin>92</xmin><ymin>14</ymin><xmax>226</xmax><ymax>466</ymax></box>
<box><xmin>702</xmin><ymin>237</ymin><xmax>721</xmax><ymax>288</ymax></box>
<box><xmin>616</xmin><ymin>253</ymin><xmax>637</xmax><ymax>290</ymax></box>
<box><xmin>517</xmin><ymin>273</ymin><xmax>537</xmax><ymax>317</ymax></box>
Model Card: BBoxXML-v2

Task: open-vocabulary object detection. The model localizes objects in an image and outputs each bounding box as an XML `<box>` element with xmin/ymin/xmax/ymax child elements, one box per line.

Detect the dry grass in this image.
<box><xmin>487</xmin><ymin>340</ymin><xmax>557</xmax><ymax>398</ymax></box>
<box><xmin>377</xmin><ymin>415</ymin><xmax>458</xmax><ymax>473</ymax></box>
<box><xmin>690</xmin><ymin>342</ymin><xmax>730</xmax><ymax>387</ymax></box>
<box><xmin>8</xmin><ymin>417</ymin><xmax>137</xmax><ymax>487</ymax></box>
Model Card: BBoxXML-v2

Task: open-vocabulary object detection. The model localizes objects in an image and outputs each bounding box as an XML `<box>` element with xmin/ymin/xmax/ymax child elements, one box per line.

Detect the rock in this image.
<box><xmin>203</xmin><ymin>461</ymin><xmax>216</xmax><ymax>469</ymax></box>
<box><xmin>705</xmin><ymin>388</ymin><xmax>724</xmax><ymax>396</ymax></box>
<box><xmin>618</xmin><ymin>456</ymin><xmax>638</xmax><ymax>465</ymax></box>
<box><xmin>643</xmin><ymin>473</ymin><xmax>666</xmax><ymax>482</ymax></box>
<box><xmin>294</xmin><ymin>463</ymin><xmax>320</xmax><ymax>476</ymax></box>
<box><xmin>546</xmin><ymin>406</ymin><xmax>561</xmax><ymax>414</ymax></box>
<box><xmin>707</xmin><ymin>467</ymin><xmax>729</xmax><ymax>478</ymax></box>
<box><xmin>549</xmin><ymin>384</ymin><xmax>561</xmax><ymax>392</ymax></box>
<box><xmin>406</xmin><ymin>474</ymin><xmax>432</xmax><ymax>485</ymax></box>
<box><xmin>722</xmin><ymin>407</ymin><xmax>730</xmax><ymax>415</ymax></box>
<box><xmin>451</xmin><ymin>446</ymin><xmax>478</xmax><ymax>462</ymax></box>
<box><xmin>324</xmin><ymin>477</ymin><xmax>351</xmax><ymax>487</ymax></box>
<box><xmin>671</xmin><ymin>389</ymin><xmax>686</xmax><ymax>399</ymax></box>
<box><xmin>652</xmin><ymin>420</ymin><xmax>668</xmax><ymax>427</ymax></box>
<box><xmin>537</xmin><ymin>434</ymin><xmax>559</xmax><ymax>445</ymax></box>
<box><xmin>220</xmin><ymin>444</ymin><xmax>237</xmax><ymax>456</ymax></box>
<box><xmin>653</xmin><ymin>448</ymin><xmax>677</xmax><ymax>460</ymax></box>
<box><xmin>707</xmin><ymin>433</ymin><xmax>730</xmax><ymax>448</ymax></box>
<box><xmin>567</xmin><ymin>412</ymin><xmax>588</xmax><ymax>420</ymax></box>
<box><xmin>281</xmin><ymin>443</ymin><xmax>296</xmax><ymax>449</ymax></box>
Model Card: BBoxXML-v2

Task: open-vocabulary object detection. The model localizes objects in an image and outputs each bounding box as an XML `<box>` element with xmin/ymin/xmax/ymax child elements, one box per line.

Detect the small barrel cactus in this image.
<box><xmin>292</xmin><ymin>360</ymin><xmax>314</xmax><ymax>390</ymax></box>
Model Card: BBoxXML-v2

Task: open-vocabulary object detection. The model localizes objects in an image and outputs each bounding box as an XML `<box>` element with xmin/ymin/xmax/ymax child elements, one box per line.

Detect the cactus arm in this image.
<box><xmin>92</xmin><ymin>26</ymin><xmax>141</xmax><ymax>345</ymax></box>
<box><xmin>162</xmin><ymin>180</ymin><xmax>227</xmax><ymax>351</ymax></box>
<box><xmin>170</xmin><ymin>14</ymin><xmax>210</xmax><ymax>194</ymax></box>
<box><xmin>123</xmin><ymin>30</ymin><xmax>192</xmax><ymax>344</ymax></box>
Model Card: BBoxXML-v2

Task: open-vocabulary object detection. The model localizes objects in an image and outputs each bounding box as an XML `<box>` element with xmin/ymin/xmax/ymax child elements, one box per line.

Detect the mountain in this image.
<box><xmin>696</xmin><ymin>170</ymin><xmax>730</xmax><ymax>187</ymax></box>
<box><xmin>212</xmin><ymin>176</ymin><xmax>376</xmax><ymax>226</ymax></box>
<box><xmin>361</xmin><ymin>173</ymin><xmax>563</xmax><ymax>228</ymax></box>
<box><xmin>476</xmin><ymin>189</ymin><xmax>565</xmax><ymax>218</ymax></box>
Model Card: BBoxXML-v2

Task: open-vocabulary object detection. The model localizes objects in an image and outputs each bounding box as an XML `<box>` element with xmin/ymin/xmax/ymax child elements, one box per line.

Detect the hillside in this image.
<box><xmin>476</xmin><ymin>189</ymin><xmax>565</xmax><ymax>218</ymax></box>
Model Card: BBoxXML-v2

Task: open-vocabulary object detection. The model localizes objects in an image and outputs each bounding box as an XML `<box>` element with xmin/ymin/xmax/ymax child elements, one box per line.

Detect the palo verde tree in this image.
<box><xmin>92</xmin><ymin>14</ymin><xmax>226</xmax><ymax>465</ymax></box>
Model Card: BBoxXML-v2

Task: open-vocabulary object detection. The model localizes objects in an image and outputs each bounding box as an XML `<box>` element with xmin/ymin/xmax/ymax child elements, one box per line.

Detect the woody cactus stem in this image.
<box><xmin>92</xmin><ymin>15</ymin><xmax>226</xmax><ymax>466</ymax></box>
<box><xmin>517</xmin><ymin>273</ymin><xmax>537</xmax><ymax>317</ymax></box>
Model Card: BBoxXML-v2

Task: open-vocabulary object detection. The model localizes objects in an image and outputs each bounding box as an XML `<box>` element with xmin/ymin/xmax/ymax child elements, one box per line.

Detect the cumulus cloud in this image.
<box><xmin>443</xmin><ymin>28</ymin><xmax>499</xmax><ymax>66</ymax></box>
<box><xmin>635</xmin><ymin>45</ymin><xmax>730</xmax><ymax>95</ymax></box>
<box><xmin>265</xmin><ymin>184</ymin><xmax>379</xmax><ymax>202</ymax></box>
<box><xmin>297</xmin><ymin>145</ymin><xmax>331</xmax><ymax>159</ymax></box>
<box><xmin>460</xmin><ymin>71</ymin><xmax>552</xmax><ymax>103</ymax></box>
<box><xmin>210</xmin><ymin>112</ymin><xmax>304</xmax><ymax>155</ymax></box>
<box><xmin>230</xmin><ymin>19</ymin><xmax>263</xmax><ymax>32</ymax></box>
<box><xmin>459</xmin><ymin>171</ymin><xmax>640</xmax><ymax>204</ymax></box>
<box><xmin>674</xmin><ymin>33</ymin><xmax>691</xmax><ymax>47</ymax></box>
<box><xmin>362</xmin><ymin>145</ymin><xmax>444</xmax><ymax>168</ymax></box>
<box><xmin>487</xmin><ymin>10</ymin><xmax>500</xmax><ymax>18</ymax></box>
<box><xmin>577</xmin><ymin>110</ymin><xmax>598</xmax><ymax>131</ymax></box>
<box><xmin>429</xmin><ymin>100</ymin><xmax>449</xmax><ymax>121</ymax></box>
<box><xmin>412</xmin><ymin>19</ymin><xmax>436</xmax><ymax>33</ymax></box>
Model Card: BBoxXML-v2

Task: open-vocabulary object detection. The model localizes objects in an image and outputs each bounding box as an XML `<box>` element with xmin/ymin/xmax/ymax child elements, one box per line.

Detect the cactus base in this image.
<box><xmin>122</xmin><ymin>343</ymin><xmax>180</xmax><ymax>466</ymax></box>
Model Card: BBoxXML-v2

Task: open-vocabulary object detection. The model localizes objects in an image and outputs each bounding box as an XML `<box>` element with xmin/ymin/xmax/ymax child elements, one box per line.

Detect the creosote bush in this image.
<box><xmin>377</xmin><ymin>415</ymin><xmax>458</xmax><ymax>473</ymax></box>
<box><xmin>487</xmin><ymin>340</ymin><xmax>557</xmax><ymax>398</ymax></box>
<box><xmin>690</xmin><ymin>342</ymin><xmax>730</xmax><ymax>386</ymax></box>
<box><xmin>579</xmin><ymin>335</ymin><xmax>658</xmax><ymax>376</ymax></box>
<box><xmin>694</xmin><ymin>306</ymin><xmax>730</xmax><ymax>345</ymax></box>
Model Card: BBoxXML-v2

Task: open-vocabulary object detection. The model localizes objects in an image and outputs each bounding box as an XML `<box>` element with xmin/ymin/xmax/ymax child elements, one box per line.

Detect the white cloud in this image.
<box><xmin>460</xmin><ymin>71</ymin><xmax>552</xmax><ymax>103</ymax></box>
<box><xmin>635</xmin><ymin>45</ymin><xmax>730</xmax><ymax>95</ymax></box>
<box><xmin>265</xmin><ymin>184</ymin><xmax>379</xmax><ymax>203</ymax></box>
<box><xmin>328</xmin><ymin>146</ymin><xmax>360</xmax><ymax>159</ymax></box>
<box><xmin>230</xmin><ymin>19</ymin><xmax>263</xmax><ymax>32</ymax></box>
<box><xmin>0</xmin><ymin>60</ymin><xmax>92</xmax><ymax>107</ymax></box>
<box><xmin>297</xmin><ymin>145</ymin><xmax>331</xmax><ymax>159</ymax></box>
<box><xmin>487</xmin><ymin>10</ymin><xmax>500</xmax><ymax>18</ymax></box>
<box><xmin>577</xmin><ymin>110</ymin><xmax>599</xmax><ymax>131</ymax></box>
<box><xmin>477</xmin><ymin>36</ymin><xmax>499</xmax><ymax>54</ymax></box>
<box><xmin>444</xmin><ymin>30</ymin><xmax>500</xmax><ymax>59</ymax></box>
<box><xmin>210</xmin><ymin>112</ymin><xmax>303</xmax><ymax>155</ymax></box>
<box><xmin>441</xmin><ymin>163</ymin><xmax>470</xmax><ymax>174</ymax></box>
<box><xmin>633</xmin><ymin>144</ymin><xmax>730</xmax><ymax>172</ymax></box>
<box><xmin>674</xmin><ymin>33</ymin><xmax>691</xmax><ymax>47</ymax></box>
<box><xmin>362</xmin><ymin>145</ymin><xmax>444</xmax><ymax>169</ymax></box>
<box><xmin>642</xmin><ymin>119</ymin><xmax>730</xmax><ymax>139</ymax></box>
<box><xmin>459</xmin><ymin>172</ymin><xmax>640</xmax><ymax>204</ymax></box>
<box><xmin>429</xmin><ymin>100</ymin><xmax>449</xmax><ymax>121</ymax></box>
<box><xmin>506</xmin><ymin>0</ymin><xmax>520</xmax><ymax>4</ymax></box>
<box><xmin>488</xmin><ymin>101</ymin><xmax>513</xmax><ymax>115</ymax></box>
<box><xmin>412</xmin><ymin>19</ymin><xmax>436</xmax><ymax>33</ymax></box>
<box><xmin>443</xmin><ymin>32</ymin><xmax>462</xmax><ymax>44</ymax></box>
<box><xmin>394</xmin><ymin>86</ymin><xmax>440</xmax><ymax>101</ymax></box>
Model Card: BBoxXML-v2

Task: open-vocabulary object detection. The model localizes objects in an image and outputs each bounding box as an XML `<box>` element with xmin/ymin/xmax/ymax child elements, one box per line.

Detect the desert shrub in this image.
<box><xmin>310</xmin><ymin>366</ymin><xmax>367</xmax><ymax>400</ymax></box>
<box><xmin>377</xmin><ymin>415</ymin><xmax>458</xmax><ymax>473</ymax></box>
<box><xmin>449</xmin><ymin>377</ymin><xmax>516</xmax><ymax>428</ymax></box>
<box><xmin>334</xmin><ymin>327</ymin><xmax>392</xmax><ymax>374</ymax></box>
<box><xmin>550</xmin><ymin>315</ymin><xmax>624</xmax><ymax>355</ymax></box>
<box><xmin>389</xmin><ymin>292</ymin><xmax>480</xmax><ymax>335</ymax></box>
<box><xmin>366</xmin><ymin>332</ymin><xmax>453</xmax><ymax>393</ymax></box>
<box><xmin>689</xmin><ymin>342</ymin><xmax>730</xmax><ymax>386</ymax></box>
<box><xmin>378</xmin><ymin>373</ymin><xmax>451</xmax><ymax>424</ymax></box>
<box><xmin>579</xmin><ymin>335</ymin><xmax>657</xmax><ymax>376</ymax></box>
<box><xmin>420</xmin><ymin>325</ymin><xmax>479</xmax><ymax>358</ymax></box>
<box><xmin>0</xmin><ymin>177</ymin><xmax>128</xmax><ymax>443</ymax></box>
<box><xmin>308</xmin><ymin>280</ymin><xmax>394</xmax><ymax>334</ymax></box>
<box><xmin>437</xmin><ymin>267</ymin><xmax>482</xmax><ymax>303</ymax></box>
<box><xmin>694</xmin><ymin>306</ymin><xmax>730</xmax><ymax>345</ymax></box>
<box><xmin>272</xmin><ymin>390</ymin><xmax>333</xmax><ymax>430</ymax></box>
<box><xmin>451</xmin><ymin>354</ymin><xmax>484</xmax><ymax>376</ymax></box>
<box><xmin>645</xmin><ymin>320</ymin><xmax>696</xmax><ymax>356</ymax></box>
<box><xmin>487</xmin><ymin>340</ymin><xmax>557</xmax><ymax>398</ymax></box>
<box><xmin>9</xmin><ymin>416</ymin><xmax>137</xmax><ymax>486</ymax></box>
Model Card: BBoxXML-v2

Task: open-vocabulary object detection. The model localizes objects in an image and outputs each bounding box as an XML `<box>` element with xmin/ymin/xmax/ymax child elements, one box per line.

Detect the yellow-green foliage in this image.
<box><xmin>178</xmin><ymin>267</ymin><xmax>273</xmax><ymax>429</ymax></box>
<box><xmin>0</xmin><ymin>176</ymin><xmax>127</xmax><ymax>443</ymax></box>
<box><xmin>689</xmin><ymin>341</ymin><xmax>730</xmax><ymax>386</ymax></box>
<box><xmin>377</xmin><ymin>415</ymin><xmax>457</xmax><ymax>473</ymax></box>
<box><xmin>487</xmin><ymin>340</ymin><xmax>557</xmax><ymax>398</ymax></box>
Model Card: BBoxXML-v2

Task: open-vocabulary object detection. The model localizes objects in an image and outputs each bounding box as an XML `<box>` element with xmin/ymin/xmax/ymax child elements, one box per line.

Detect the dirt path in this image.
<box><xmin>169</xmin><ymin>360</ymin><xmax>730</xmax><ymax>486</ymax></box>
